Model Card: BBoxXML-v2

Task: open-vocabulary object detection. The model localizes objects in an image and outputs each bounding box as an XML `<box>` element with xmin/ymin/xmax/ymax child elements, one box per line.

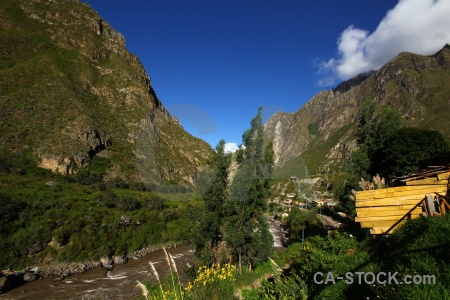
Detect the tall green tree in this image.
<box><xmin>351</xmin><ymin>101</ymin><xmax>403</xmax><ymax>180</ymax></box>
<box><xmin>336</xmin><ymin>149</ymin><xmax>371</xmax><ymax>217</ymax></box>
<box><xmin>356</xmin><ymin>101</ymin><xmax>402</xmax><ymax>162</ymax></box>
<box><xmin>193</xmin><ymin>140</ymin><xmax>231</xmax><ymax>265</ymax></box>
<box><xmin>224</xmin><ymin>107</ymin><xmax>274</xmax><ymax>271</ymax></box>
<box><xmin>334</xmin><ymin>102</ymin><xmax>401</xmax><ymax>216</ymax></box>
<box><xmin>287</xmin><ymin>207</ymin><xmax>322</xmax><ymax>242</ymax></box>
<box><xmin>373</xmin><ymin>128</ymin><xmax>449</xmax><ymax>178</ymax></box>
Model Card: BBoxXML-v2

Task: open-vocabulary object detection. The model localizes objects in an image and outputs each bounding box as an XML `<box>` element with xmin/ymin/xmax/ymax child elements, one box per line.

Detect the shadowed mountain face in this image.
<box><xmin>0</xmin><ymin>0</ymin><xmax>213</xmax><ymax>185</ymax></box>
<box><xmin>265</xmin><ymin>45</ymin><xmax>450</xmax><ymax>178</ymax></box>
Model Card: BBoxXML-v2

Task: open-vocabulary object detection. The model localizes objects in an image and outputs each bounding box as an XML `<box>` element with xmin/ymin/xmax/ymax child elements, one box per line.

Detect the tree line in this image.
<box><xmin>333</xmin><ymin>100</ymin><xmax>449</xmax><ymax>216</ymax></box>
<box><xmin>192</xmin><ymin>107</ymin><xmax>275</xmax><ymax>271</ymax></box>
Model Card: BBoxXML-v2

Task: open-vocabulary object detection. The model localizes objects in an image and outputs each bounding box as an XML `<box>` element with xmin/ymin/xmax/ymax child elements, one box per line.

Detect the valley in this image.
<box><xmin>1</xmin><ymin>0</ymin><xmax>450</xmax><ymax>299</ymax></box>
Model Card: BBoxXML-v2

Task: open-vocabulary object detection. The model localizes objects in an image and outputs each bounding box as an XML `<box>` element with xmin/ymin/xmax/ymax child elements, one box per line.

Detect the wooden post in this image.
<box><xmin>440</xmin><ymin>199</ymin><xmax>447</xmax><ymax>215</ymax></box>
<box><xmin>382</xmin><ymin>197</ymin><xmax>426</xmax><ymax>235</ymax></box>
<box><xmin>435</xmin><ymin>193</ymin><xmax>450</xmax><ymax>214</ymax></box>
<box><xmin>425</xmin><ymin>194</ymin><xmax>436</xmax><ymax>217</ymax></box>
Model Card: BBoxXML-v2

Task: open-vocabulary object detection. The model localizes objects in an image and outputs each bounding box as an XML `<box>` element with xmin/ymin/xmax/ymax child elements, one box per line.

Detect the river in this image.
<box><xmin>268</xmin><ymin>217</ymin><xmax>288</xmax><ymax>248</ymax></box>
<box><xmin>1</xmin><ymin>219</ymin><xmax>286</xmax><ymax>299</ymax></box>
<box><xmin>0</xmin><ymin>246</ymin><xmax>193</xmax><ymax>300</ymax></box>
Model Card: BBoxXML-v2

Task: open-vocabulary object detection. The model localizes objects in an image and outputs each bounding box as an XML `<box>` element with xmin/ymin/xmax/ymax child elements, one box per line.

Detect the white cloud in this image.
<box><xmin>319</xmin><ymin>0</ymin><xmax>450</xmax><ymax>85</ymax></box>
<box><xmin>224</xmin><ymin>142</ymin><xmax>239</xmax><ymax>153</ymax></box>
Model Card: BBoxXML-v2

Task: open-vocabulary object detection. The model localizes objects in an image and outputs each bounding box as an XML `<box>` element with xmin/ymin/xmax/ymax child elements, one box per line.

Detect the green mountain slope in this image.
<box><xmin>0</xmin><ymin>0</ymin><xmax>212</xmax><ymax>185</ymax></box>
<box><xmin>266</xmin><ymin>45</ymin><xmax>450</xmax><ymax>177</ymax></box>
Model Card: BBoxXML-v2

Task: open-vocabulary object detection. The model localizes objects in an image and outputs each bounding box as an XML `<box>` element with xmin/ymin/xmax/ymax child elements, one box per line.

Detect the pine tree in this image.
<box><xmin>224</xmin><ymin>107</ymin><xmax>274</xmax><ymax>271</ymax></box>
<box><xmin>193</xmin><ymin>139</ymin><xmax>231</xmax><ymax>265</ymax></box>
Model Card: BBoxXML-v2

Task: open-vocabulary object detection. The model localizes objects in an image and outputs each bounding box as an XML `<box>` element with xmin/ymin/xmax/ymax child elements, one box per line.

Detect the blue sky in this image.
<box><xmin>85</xmin><ymin>0</ymin><xmax>450</xmax><ymax>152</ymax></box>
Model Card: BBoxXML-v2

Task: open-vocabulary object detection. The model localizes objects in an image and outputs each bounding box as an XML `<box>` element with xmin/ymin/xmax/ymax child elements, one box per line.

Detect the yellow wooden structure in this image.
<box><xmin>355</xmin><ymin>170</ymin><xmax>450</xmax><ymax>235</ymax></box>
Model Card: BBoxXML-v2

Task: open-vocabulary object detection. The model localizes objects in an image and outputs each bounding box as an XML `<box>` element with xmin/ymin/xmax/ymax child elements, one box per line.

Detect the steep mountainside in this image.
<box><xmin>265</xmin><ymin>45</ymin><xmax>450</xmax><ymax>178</ymax></box>
<box><xmin>0</xmin><ymin>0</ymin><xmax>213</xmax><ymax>185</ymax></box>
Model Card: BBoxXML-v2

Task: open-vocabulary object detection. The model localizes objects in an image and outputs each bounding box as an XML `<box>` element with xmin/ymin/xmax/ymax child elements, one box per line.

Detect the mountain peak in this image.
<box><xmin>265</xmin><ymin>47</ymin><xmax>450</xmax><ymax>176</ymax></box>
<box><xmin>333</xmin><ymin>71</ymin><xmax>376</xmax><ymax>93</ymax></box>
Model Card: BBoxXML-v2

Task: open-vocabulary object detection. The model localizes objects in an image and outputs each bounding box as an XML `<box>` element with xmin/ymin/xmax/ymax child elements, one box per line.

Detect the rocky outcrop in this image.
<box><xmin>22</xmin><ymin>272</ymin><xmax>37</xmax><ymax>282</ymax></box>
<box><xmin>100</xmin><ymin>257</ymin><xmax>113</xmax><ymax>267</ymax></box>
<box><xmin>0</xmin><ymin>275</ymin><xmax>12</xmax><ymax>294</ymax></box>
<box><xmin>265</xmin><ymin>45</ymin><xmax>450</xmax><ymax>175</ymax></box>
<box><xmin>264</xmin><ymin>112</ymin><xmax>298</xmax><ymax>166</ymax></box>
<box><xmin>112</xmin><ymin>255</ymin><xmax>126</xmax><ymax>264</ymax></box>
<box><xmin>0</xmin><ymin>269</ymin><xmax>41</xmax><ymax>294</ymax></box>
<box><xmin>265</xmin><ymin>89</ymin><xmax>358</xmax><ymax>170</ymax></box>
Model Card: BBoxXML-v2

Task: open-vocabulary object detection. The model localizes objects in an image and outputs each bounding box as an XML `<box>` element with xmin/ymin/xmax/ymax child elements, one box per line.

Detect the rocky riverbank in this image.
<box><xmin>0</xmin><ymin>243</ymin><xmax>179</xmax><ymax>294</ymax></box>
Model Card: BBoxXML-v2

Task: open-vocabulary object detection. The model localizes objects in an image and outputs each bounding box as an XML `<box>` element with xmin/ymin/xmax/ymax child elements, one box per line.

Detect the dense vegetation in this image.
<box><xmin>192</xmin><ymin>139</ymin><xmax>231</xmax><ymax>265</ymax></box>
<box><xmin>327</xmin><ymin>101</ymin><xmax>449</xmax><ymax>217</ymax></box>
<box><xmin>354</xmin><ymin>101</ymin><xmax>449</xmax><ymax>180</ymax></box>
<box><xmin>0</xmin><ymin>153</ymin><xmax>199</xmax><ymax>270</ymax></box>
<box><xmin>190</xmin><ymin>108</ymin><xmax>274</xmax><ymax>271</ymax></box>
<box><xmin>0</xmin><ymin>108</ymin><xmax>276</xmax><ymax>292</ymax></box>
<box><xmin>224</xmin><ymin>107</ymin><xmax>274</xmax><ymax>271</ymax></box>
<box><xmin>286</xmin><ymin>208</ymin><xmax>323</xmax><ymax>242</ymax></box>
<box><xmin>138</xmin><ymin>207</ymin><xmax>450</xmax><ymax>299</ymax></box>
<box><xmin>244</xmin><ymin>213</ymin><xmax>450</xmax><ymax>300</ymax></box>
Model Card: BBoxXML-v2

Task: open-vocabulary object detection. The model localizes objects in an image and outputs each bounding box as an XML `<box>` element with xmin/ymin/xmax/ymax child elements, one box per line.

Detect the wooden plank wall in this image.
<box><xmin>355</xmin><ymin>171</ymin><xmax>449</xmax><ymax>235</ymax></box>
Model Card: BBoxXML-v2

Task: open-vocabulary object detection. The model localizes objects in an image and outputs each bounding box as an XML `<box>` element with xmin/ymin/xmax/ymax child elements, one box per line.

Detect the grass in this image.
<box><xmin>242</xmin><ymin>213</ymin><xmax>450</xmax><ymax>300</ymax></box>
<box><xmin>136</xmin><ymin>251</ymin><xmax>294</xmax><ymax>300</ymax></box>
<box><xmin>0</xmin><ymin>166</ymin><xmax>200</xmax><ymax>269</ymax></box>
<box><xmin>138</xmin><ymin>257</ymin><xmax>238</xmax><ymax>300</ymax></box>
<box><xmin>134</xmin><ymin>242</ymin><xmax>300</xmax><ymax>300</ymax></box>
<box><xmin>372</xmin><ymin>214</ymin><xmax>450</xmax><ymax>299</ymax></box>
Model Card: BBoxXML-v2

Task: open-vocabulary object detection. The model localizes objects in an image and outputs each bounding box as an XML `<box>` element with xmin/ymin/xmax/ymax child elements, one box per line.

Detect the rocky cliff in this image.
<box><xmin>0</xmin><ymin>0</ymin><xmax>213</xmax><ymax>184</ymax></box>
<box><xmin>265</xmin><ymin>45</ymin><xmax>450</xmax><ymax>178</ymax></box>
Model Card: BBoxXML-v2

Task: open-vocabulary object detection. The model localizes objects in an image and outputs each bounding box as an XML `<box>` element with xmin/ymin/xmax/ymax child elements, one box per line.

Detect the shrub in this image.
<box><xmin>107</xmin><ymin>177</ymin><xmax>129</xmax><ymax>189</ymax></box>
<box><xmin>373</xmin><ymin>128</ymin><xmax>449</xmax><ymax>178</ymax></box>
<box><xmin>184</xmin><ymin>264</ymin><xmax>237</xmax><ymax>299</ymax></box>
<box><xmin>12</xmin><ymin>223</ymin><xmax>52</xmax><ymax>256</ymax></box>
<box><xmin>0</xmin><ymin>193</ymin><xmax>27</xmax><ymax>234</ymax></box>
<box><xmin>242</xmin><ymin>273</ymin><xmax>307</xmax><ymax>300</ymax></box>
<box><xmin>288</xmin><ymin>232</ymin><xmax>373</xmax><ymax>299</ymax></box>
<box><xmin>146</xmin><ymin>194</ymin><xmax>167</xmax><ymax>211</ymax></box>
<box><xmin>138</xmin><ymin>258</ymin><xmax>237</xmax><ymax>300</ymax></box>
<box><xmin>96</xmin><ymin>191</ymin><xmax>117</xmax><ymax>208</ymax></box>
<box><xmin>116</xmin><ymin>195</ymin><xmax>141</xmax><ymax>211</ymax></box>
<box><xmin>287</xmin><ymin>207</ymin><xmax>323</xmax><ymax>242</ymax></box>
